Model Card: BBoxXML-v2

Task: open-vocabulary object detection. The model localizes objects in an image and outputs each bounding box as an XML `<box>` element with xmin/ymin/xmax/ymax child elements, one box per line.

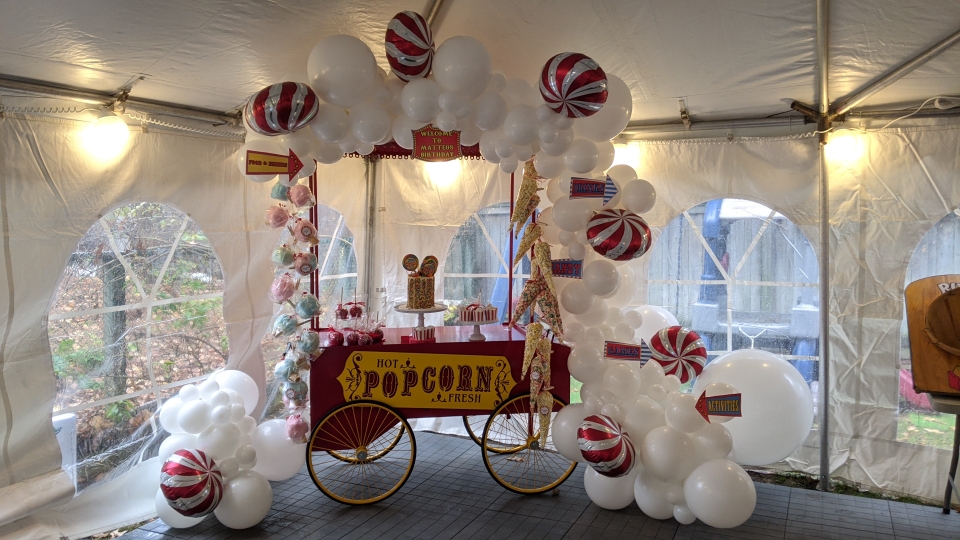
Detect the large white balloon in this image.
<box><xmin>575</xmin><ymin>74</ymin><xmax>633</xmax><ymax>142</ymax></box>
<box><xmin>603</xmin><ymin>361</ymin><xmax>642</xmax><ymax>396</ymax></box>
<box><xmin>502</xmin><ymin>78</ymin><xmax>536</xmax><ymax>107</ymax></box>
<box><xmin>503</xmin><ymin>104</ymin><xmax>539</xmax><ymax>145</ymax></box>
<box><xmin>634</xmin><ymin>469</ymin><xmax>675</xmax><ymax>520</ymax></box>
<box><xmin>155</xmin><ymin>487</ymin><xmax>205</xmax><ymax>528</ymax></box>
<box><xmin>560</xmin><ymin>281</ymin><xmax>595</xmax><ymax>315</ymax></box>
<box><xmin>309</xmin><ymin>104</ymin><xmax>350</xmax><ymax>143</ymax></box>
<box><xmin>640</xmin><ymin>426</ymin><xmax>697</xmax><ymax>482</ymax></box>
<box><xmin>584</xmin><ymin>466</ymin><xmax>641</xmax><ymax>510</ymax></box>
<box><xmin>215</xmin><ymin>371</ymin><xmax>260</xmax><ymax>416</ymax></box>
<box><xmin>473</xmin><ymin>92</ymin><xmax>507</xmax><ymax>131</ymax></box>
<box><xmin>564</xmin><ymin>139</ymin><xmax>599</xmax><ymax>174</ymax></box>
<box><xmin>536</xmin><ymin>153</ymin><xmax>565</xmax><ymax>180</ymax></box>
<box><xmin>622</xmin><ymin>179</ymin><xmax>657</xmax><ymax>214</ymax></box>
<box><xmin>568</xmin><ymin>345</ymin><xmax>604</xmax><ymax>384</ymax></box>
<box><xmin>159</xmin><ymin>397</ymin><xmax>184</xmax><ymax>434</ymax></box>
<box><xmin>196</xmin><ymin>423</ymin><xmax>241</xmax><ymax>461</ymax></box>
<box><xmin>349</xmin><ymin>102</ymin><xmax>391</xmax><ymax>144</ymax></box>
<box><xmin>684</xmin><ymin>459</ymin><xmax>757</xmax><ymax>528</ymax></box>
<box><xmin>692</xmin><ymin>349</ymin><xmax>814</xmax><ymax>466</ymax></box>
<box><xmin>307</xmin><ymin>34</ymin><xmax>377</xmax><ymax>109</ymax></box>
<box><xmin>621</xmin><ymin>396</ymin><xmax>665</xmax><ymax>441</ymax></box>
<box><xmin>663</xmin><ymin>393</ymin><xmax>709</xmax><ymax>433</ymax></box>
<box><xmin>400</xmin><ymin>78</ymin><xmax>442</xmax><ymax>123</ymax></box>
<box><xmin>214</xmin><ymin>470</ymin><xmax>274</xmax><ymax>529</ymax></box>
<box><xmin>251</xmin><ymin>419</ymin><xmax>307</xmax><ymax>481</ymax></box>
<box><xmin>432</xmin><ymin>36</ymin><xmax>492</xmax><ymax>100</ymax></box>
<box><xmin>552</xmin><ymin>403</ymin><xmax>588</xmax><ymax>463</ymax></box>
<box><xmin>552</xmin><ymin>196</ymin><xmax>592</xmax><ymax>232</ymax></box>
<box><xmin>583</xmin><ymin>260</ymin><xmax>620</xmax><ymax>296</ymax></box>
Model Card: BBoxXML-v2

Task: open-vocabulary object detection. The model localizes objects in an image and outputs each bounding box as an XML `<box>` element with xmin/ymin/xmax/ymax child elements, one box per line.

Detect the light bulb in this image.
<box><xmin>824</xmin><ymin>131</ymin><xmax>863</xmax><ymax>167</ymax></box>
<box><xmin>424</xmin><ymin>159</ymin><xmax>462</xmax><ymax>188</ymax></box>
<box><xmin>81</xmin><ymin>109</ymin><xmax>130</xmax><ymax>161</ymax></box>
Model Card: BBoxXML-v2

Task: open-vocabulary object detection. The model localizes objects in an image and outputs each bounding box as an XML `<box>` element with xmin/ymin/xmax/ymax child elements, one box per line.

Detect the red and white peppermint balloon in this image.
<box><xmin>539</xmin><ymin>52</ymin><xmax>608</xmax><ymax>118</ymax></box>
<box><xmin>160</xmin><ymin>449</ymin><xmax>223</xmax><ymax>517</ymax></box>
<box><xmin>577</xmin><ymin>414</ymin><xmax>636</xmax><ymax>477</ymax></box>
<box><xmin>649</xmin><ymin>326</ymin><xmax>707</xmax><ymax>384</ymax></box>
<box><xmin>384</xmin><ymin>11</ymin><xmax>434</xmax><ymax>81</ymax></box>
<box><xmin>244</xmin><ymin>82</ymin><xmax>319</xmax><ymax>136</ymax></box>
<box><xmin>586</xmin><ymin>209</ymin><xmax>652</xmax><ymax>261</ymax></box>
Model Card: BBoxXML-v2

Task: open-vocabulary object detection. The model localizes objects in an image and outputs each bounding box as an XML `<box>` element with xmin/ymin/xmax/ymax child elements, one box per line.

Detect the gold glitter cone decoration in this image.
<box><xmin>534</xmin><ymin>242</ymin><xmax>556</xmax><ymax>299</ymax></box>
<box><xmin>511</xmin><ymin>159</ymin><xmax>542</xmax><ymax>236</ymax></box>
<box><xmin>513</xmin><ymin>194</ymin><xmax>541</xmax><ymax>237</ymax></box>
<box><xmin>521</xmin><ymin>322</ymin><xmax>544</xmax><ymax>380</ymax></box>
<box><xmin>531</xmin><ymin>336</ymin><xmax>553</xmax><ymax>446</ymax></box>
<box><xmin>513</xmin><ymin>223</ymin><xmax>542</xmax><ymax>267</ymax></box>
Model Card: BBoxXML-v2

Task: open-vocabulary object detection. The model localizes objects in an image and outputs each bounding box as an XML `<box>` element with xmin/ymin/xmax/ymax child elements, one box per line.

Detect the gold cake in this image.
<box><xmin>407</xmin><ymin>276</ymin><xmax>435</xmax><ymax>309</ymax></box>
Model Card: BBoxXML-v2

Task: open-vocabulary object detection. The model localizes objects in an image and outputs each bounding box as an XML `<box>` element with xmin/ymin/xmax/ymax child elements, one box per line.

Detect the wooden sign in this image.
<box><xmin>336</xmin><ymin>351</ymin><xmax>516</xmax><ymax>410</ymax></box>
<box><xmin>412</xmin><ymin>125</ymin><xmax>462</xmax><ymax>162</ymax></box>
<box><xmin>905</xmin><ymin>275</ymin><xmax>960</xmax><ymax>396</ymax></box>
<box><xmin>245</xmin><ymin>148</ymin><xmax>303</xmax><ymax>181</ymax></box>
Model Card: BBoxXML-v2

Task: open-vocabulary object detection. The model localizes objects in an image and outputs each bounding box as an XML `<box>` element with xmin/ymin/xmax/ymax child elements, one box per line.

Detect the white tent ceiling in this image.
<box><xmin>1</xmin><ymin>0</ymin><xmax>959</xmax><ymax>123</ymax></box>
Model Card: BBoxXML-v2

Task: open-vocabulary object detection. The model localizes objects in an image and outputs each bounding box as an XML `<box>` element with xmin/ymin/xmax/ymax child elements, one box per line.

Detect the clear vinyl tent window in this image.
<box><xmin>646</xmin><ymin>198</ymin><xmax>820</xmax><ymax>385</ymax></box>
<box><xmin>260</xmin><ymin>203</ymin><xmax>357</xmax><ymax>420</ymax></box>
<box><xmin>48</xmin><ymin>202</ymin><xmax>228</xmax><ymax>491</ymax></box>
<box><xmin>899</xmin><ymin>209</ymin><xmax>960</xmax><ymax>450</ymax></box>
<box><xmin>443</xmin><ymin>202</ymin><xmax>531</xmax><ymax>325</ymax></box>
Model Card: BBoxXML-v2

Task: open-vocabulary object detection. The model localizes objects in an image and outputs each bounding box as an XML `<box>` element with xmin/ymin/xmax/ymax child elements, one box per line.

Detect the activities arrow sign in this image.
<box><xmin>695</xmin><ymin>391</ymin><xmax>743</xmax><ymax>423</ymax></box>
<box><xmin>569</xmin><ymin>175</ymin><xmax>618</xmax><ymax>205</ymax></box>
<box><xmin>245</xmin><ymin>148</ymin><xmax>304</xmax><ymax>181</ymax></box>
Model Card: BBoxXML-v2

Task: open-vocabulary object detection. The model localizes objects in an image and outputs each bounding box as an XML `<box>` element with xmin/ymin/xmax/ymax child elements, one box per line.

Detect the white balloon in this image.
<box><xmin>159</xmin><ymin>397</ymin><xmax>184</xmax><ymax>434</ymax></box>
<box><xmin>662</xmin><ymin>375</ymin><xmax>682</xmax><ymax>393</ymax></box>
<box><xmin>603</xmin><ymin>361</ymin><xmax>642</xmax><ymax>397</ymax></box>
<box><xmin>552</xmin><ymin>403</ymin><xmax>589</xmax><ymax>463</ymax></box>
<box><xmin>634</xmin><ymin>305</ymin><xmax>679</xmax><ymax>344</ymax></box>
<box><xmin>214</xmin><ymin>371</ymin><xmax>260</xmax><ymax>416</ymax></box>
<box><xmin>568</xmin><ymin>345</ymin><xmax>604</xmax><ymax>383</ymax></box>
<box><xmin>218</xmin><ymin>456</ymin><xmax>240</xmax><ymax>480</ymax></box>
<box><xmin>158</xmin><ymin>433</ymin><xmax>198</xmax><ymax>463</ymax></box>
<box><xmin>392</xmin><ymin>114</ymin><xmax>427</xmax><ymax>150</ymax></box>
<box><xmin>584</xmin><ymin>466</ymin><xmax>640</xmax><ymax>510</ymax></box>
<box><xmin>540</xmin><ymin>127</ymin><xmax>573</xmax><ymax>156</ymax></box>
<box><xmin>435</xmin><ymin>110</ymin><xmax>458</xmax><ymax>132</ymax></box>
<box><xmin>575</xmin><ymin>74</ymin><xmax>633</xmax><ymax>142</ymax></box>
<box><xmin>684</xmin><ymin>459</ymin><xmax>757</xmax><ymax>528</ymax></box>
<box><xmin>624</xmin><ymin>310</ymin><xmax>643</xmax><ymax>329</ymax></box>
<box><xmin>634</xmin><ymin>470</ymin><xmax>675</xmax><ymax>520</ymax></box>
<box><xmin>647</xmin><ymin>384</ymin><xmax>668</xmax><ymax>402</ymax></box>
<box><xmin>502</xmin><ymin>78</ymin><xmax>536</xmax><ymax>107</ymax></box>
<box><xmin>621</xmin><ymin>396</ymin><xmax>665</xmax><ymax>441</ymax></box>
<box><xmin>432</xmin><ymin>36</ymin><xmax>491</xmax><ymax>100</ymax></box>
<box><xmin>235</xmin><ymin>444</ymin><xmax>257</xmax><ymax>468</ymax></box>
<box><xmin>235</xmin><ymin>139</ymin><xmax>282</xmax><ymax>183</ymax></box>
<box><xmin>558</xmin><ymin>230</ymin><xmax>576</xmax><ymax>246</ymax></box>
<box><xmin>564</xmin><ymin>139</ymin><xmax>599</xmax><ymax>174</ymax></box>
<box><xmin>674</xmin><ymin>504</ymin><xmax>697</xmax><ymax>525</ymax></box>
<box><xmin>237</xmin><ymin>416</ymin><xmax>256</xmax><ymax>435</ymax></box>
<box><xmin>350</xmin><ymin>102</ymin><xmax>391</xmax><ymax>144</ymax></box>
<box><xmin>338</xmin><ymin>132</ymin><xmax>359</xmax><ymax>154</ymax></box>
<box><xmin>534</xmin><ymin>152</ymin><xmax>565</xmax><ymax>179</ymax></box>
<box><xmin>606</xmin><ymin>164</ymin><xmax>638</xmax><ymax>184</ymax></box>
<box><xmin>177</xmin><ymin>400</ymin><xmax>212</xmax><ymax>434</ymax></box>
<box><xmin>199</xmin><ymin>379</ymin><xmax>220</xmax><ymax>399</ymax></box>
<box><xmin>599</xmin><ymin>324</ymin><xmax>615</xmax><ymax>340</ymax></box>
<box><xmin>214</xmin><ymin>470</ymin><xmax>273</xmax><ymax>529</ymax></box>
<box><xmin>503</xmin><ymin>104</ymin><xmax>539</xmax><ymax>145</ymax></box>
<box><xmin>582</xmin><ymin>327</ymin><xmax>605</xmax><ymax>350</ymax></box>
<box><xmin>613</xmin><ymin>322</ymin><xmax>635</xmax><ymax>342</ymax></box>
<box><xmin>400</xmin><ymin>78</ymin><xmax>441</xmax><ymax>123</ymax></box>
<box><xmin>309</xmin><ymin>104</ymin><xmax>350</xmax><ymax>143</ymax></box>
<box><xmin>473</xmin><ymin>92</ymin><xmax>507</xmax><ymax>131</ymax></box>
<box><xmin>639</xmin><ymin>360</ymin><xmax>666</xmax><ymax>391</ymax></box>
<box><xmin>155</xmin><ymin>487</ymin><xmax>205</xmax><ymax>528</ymax></box>
<box><xmin>664</xmin><ymin>393</ymin><xmax>708</xmax><ymax>433</ymax></box>
<box><xmin>478</xmin><ymin>129</ymin><xmax>503</xmax><ymax>163</ymax></box>
<box><xmin>552</xmin><ymin>196</ymin><xmax>592</xmax><ymax>232</ymax></box>
<box><xmin>605</xmin><ymin>308</ymin><xmax>624</xmax><ymax>326</ymax></box>
<box><xmin>314</xmin><ymin>140</ymin><xmax>344</xmax><ymax>164</ymax></box>
<box><xmin>583</xmin><ymin>395</ymin><xmax>604</xmax><ymax>415</ymax></box>
<box><xmin>566</xmin><ymin>322</ymin><xmax>586</xmax><ymax>342</ymax></box>
<box><xmin>560</xmin><ymin>280</ymin><xmax>595</xmax><ymax>315</ymax></box>
<box><xmin>499</xmin><ymin>154</ymin><xmax>520</xmax><ymax>174</ymax></box>
<box><xmin>623</xmin><ymin>179</ymin><xmax>658</xmax><ymax>214</ymax></box>
<box><xmin>197</xmin><ymin>423</ymin><xmax>241</xmax><ymax>461</ymax></box>
<box><xmin>356</xmin><ymin>141</ymin><xmax>374</xmax><ymax>156</ymax></box>
<box><xmin>438</xmin><ymin>91</ymin><xmax>463</xmax><ymax>112</ymax></box>
<box><xmin>307</xmin><ymin>34</ymin><xmax>377</xmax><ymax>109</ymax></box>
<box><xmin>495</xmin><ymin>138</ymin><xmax>515</xmax><ymax>159</ymax></box>
<box><xmin>383</xmin><ymin>78</ymin><xmax>405</xmax><ymax>116</ymax></box>
<box><xmin>538</xmin><ymin>123</ymin><xmax>559</xmax><ymax>144</ymax></box>
<box><xmin>641</xmin><ymin>425</ymin><xmax>697</xmax><ymax>481</ymax></box>
<box><xmin>583</xmin><ymin>260</ymin><xmax>620</xmax><ymax>296</ymax></box>
<box><xmin>600</xmin><ymin>402</ymin><xmax>624</xmax><ymax>423</ymax></box>
<box><xmin>251</xmin><ymin>419</ymin><xmax>306</xmax><ymax>481</ymax></box>
<box><xmin>210</xmin><ymin>405</ymin><xmax>232</xmax><ymax>426</ymax></box>
<box><xmin>228</xmin><ymin>403</ymin><xmax>245</xmax><ymax>423</ymax></box>
<box><xmin>208</xmin><ymin>390</ymin><xmax>229</xmax><ymax>409</ymax></box>
<box><xmin>692</xmin><ymin>349</ymin><xmax>813</xmax><ymax>466</ymax></box>
<box><xmin>578</xmin><ymin>298</ymin><xmax>607</xmax><ymax>327</ymax></box>
<box><xmin>487</xmin><ymin>71</ymin><xmax>507</xmax><ymax>93</ymax></box>
<box><xmin>568</xmin><ymin>242</ymin><xmax>587</xmax><ymax>260</ymax></box>
<box><xmin>594</xmin><ymin>141</ymin><xmax>616</xmax><ymax>173</ymax></box>
<box><xmin>690</xmin><ymin>423</ymin><xmax>734</xmax><ymax>461</ymax></box>
<box><xmin>459</xmin><ymin>116</ymin><xmax>482</xmax><ymax>146</ymax></box>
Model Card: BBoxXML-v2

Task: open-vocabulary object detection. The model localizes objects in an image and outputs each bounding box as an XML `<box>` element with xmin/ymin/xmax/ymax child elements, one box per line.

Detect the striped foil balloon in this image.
<box><xmin>539</xmin><ymin>52</ymin><xmax>608</xmax><ymax>118</ymax></box>
<box><xmin>385</xmin><ymin>11</ymin><xmax>434</xmax><ymax>81</ymax></box>
<box><xmin>586</xmin><ymin>209</ymin><xmax>652</xmax><ymax>261</ymax></box>
<box><xmin>244</xmin><ymin>82</ymin><xmax>319</xmax><ymax>136</ymax></box>
<box><xmin>159</xmin><ymin>449</ymin><xmax>223</xmax><ymax>517</ymax></box>
<box><xmin>650</xmin><ymin>326</ymin><xmax>708</xmax><ymax>384</ymax></box>
<box><xmin>577</xmin><ymin>414</ymin><xmax>636</xmax><ymax>478</ymax></box>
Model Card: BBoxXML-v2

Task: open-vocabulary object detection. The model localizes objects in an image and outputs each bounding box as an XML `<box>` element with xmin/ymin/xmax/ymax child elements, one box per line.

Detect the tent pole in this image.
<box><xmin>817</xmin><ymin>0</ymin><xmax>832</xmax><ymax>493</ymax></box>
<box><xmin>425</xmin><ymin>0</ymin><xmax>447</xmax><ymax>28</ymax></box>
<box><xmin>363</xmin><ymin>158</ymin><xmax>378</xmax><ymax>307</ymax></box>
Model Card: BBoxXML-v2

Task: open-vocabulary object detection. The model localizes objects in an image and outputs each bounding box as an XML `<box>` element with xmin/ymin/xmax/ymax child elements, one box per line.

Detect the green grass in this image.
<box><xmin>570</xmin><ymin>377</ymin><xmax>582</xmax><ymax>404</ymax></box>
<box><xmin>897</xmin><ymin>409</ymin><xmax>956</xmax><ymax>450</ymax></box>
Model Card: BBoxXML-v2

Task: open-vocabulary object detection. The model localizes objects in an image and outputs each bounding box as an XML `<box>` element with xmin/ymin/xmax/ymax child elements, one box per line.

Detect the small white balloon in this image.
<box><xmin>614</xmin><ymin>322</ymin><xmax>635</xmax><ymax>342</ymax></box>
<box><xmin>584</xmin><ymin>466</ymin><xmax>640</xmax><ymax>510</ymax></box>
<box><xmin>310</xmin><ymin>104</ymin><xmax>350</xmax><ymax>143</ymax></box>
<box><xmin>568</xmin><ymin>345</ymin><xmax>604</xmax><ymax>384</ymax></box>
<box><xmin>563</xmin><ymin>139</ymin><xmax>599</xmax><ymax>174</ymax></box>
<box><xmin>499</xmin><ymin>154</ymin><xmax>520</xmax><ymax>174</ymax></box>
<box><xmin>558</xmin><ymin>230</ymin><xmax>576</xmax><ymax>246</ymax></box>
<box><xmin>198</xmin><ymin>379</ymin><xmax>220</xmax><ymax>399</ymax></box>
<box><xmin>218</xmin><ymin>456</ymin><xmax>240</xmax><ymax>480</ymax></box>
<box><xmin>196</xmin><ymin>423</ymin><xmax>241</xmax><ymax>461</ymax></box>
<box><xmin>603</xmin><ymin>361</ymin><xmax>642</xmax><ymax>397</ymax></box>
<box><xmin>641</xmin><ymin>425</ymin><xmax>698</xmax><ymax>482</ymax></box>
<box><xmin>634</xmin><ymin>470</ymin><xmax>675</xmax><ymax>520</ymax></box>
<box><xmin>560</xmin><ymin>281</ymin><xmax>595</xmax><ymax>315</ymax></box>
<box><xmin>214</xmin><ymin>470</ymin><xmax>274</xmax><ymax>530</ymax></box>
<box><xmin>583</xmin><ymin>395</ymin><xmax>604</xmax><ymax>415</ymax></box>
<box><xmin>159</xmin><ymin>397</ymin><xmax>185</xmax><ymax>434</ymax></box>
<box><xmin>594</xmin><ymin>140</ymin><xmax>616</xmax><ymax>173</ymax></box>
<box><xmin>487</xmin><ymin>71</ymin><xmax>507</xmax><ymax>93</ymax></box>
<box><xmin>538</xmin><ymin>123</ymin><xmax>559</xmax><ymax>144</ymax></box>
<box><xmin>684</xmin><ymin>459</ymin><xmax>757</xmax><ymax>529</ymax></box>
<box><xmin>495</xmin><ymin>138</ymin><xmax>515</xmax><ymax>158</ymax></box>
<box><xmin>210</xmin><ymin>405</ymin><xmax>232</xmax><ymax>426</ymax></box>
<box><xmin>622</xmin><ymin>179</ymin><xmax>658</xmax><ymax>214</ymax></box>
<box><xmin>473</xmin><ymin>92</ymin><xmax>507</xmax><ymax>131</ymax></box>
<box><xmin>621</xmin><ymin>396</ymin><xmax>666</xmax><ymax>440</ymax></box>
<box><xmin>540</xmin><ymin>127</ymin><xmax>573</xmax><ymax>156</ymax></box>
<box><xmin>662</xmin><ymin>375</ymin><xmax>682</xmax><ymax>393</ymax></box>
<box><xmin>674</xmin><ymin>504</ymin><xmax>697</xmax><ymax>525</ymax></box>
<box><xmin>606</xmin><ymin>308</ymin><xmax>625</xmax><ymax>326</ymax></box>
<box><xmin>600</xmin><ymin>402</ymin><xmax>624</xmax><ymax>423</ymax></box>
<box><xmin>208</xmin><ymin>390</ymin><xmax>230</xmax><ymax>409</ymax></box>
<box><xmin>349</xmin><ymin>102</ymin><xmax>391</xmax><ymax>144</ymax></box>
<box><xmin>400</xmin><ymin>78</ymin><xmax>442</xmax><ymax>123</ymax></box>
<box><xmin>568</xmin><ymin>242</ymin><xmax>587</xmax><ymax>260</ymax></box>
<box><xmin>566</xmin><ymin>322</ymin><xmax>586</xmax><ymax>342</ymax></box>
<box><xmin>624</xmin><ymin>310</ymin><xmax>643</xmax><ymax>329</ymax></box>
<box><xmin>177</xmin><ymin>400</ymin><xmax>212</xmax><ymax>435</ymax></box>
<box><xmin>583</xmin><ymin>260</ymin><xmax>620</xmax><ymax>296</ymax></box>
<box><xmin>503</xmin><ymin>104</ymin><xmax>538</xmax><ymax>145</ymax></box>
<box><xmin>229</xmin><ymin>403</ymin><xmax>245</xmax><ymax>423</ymax></box>
<box><xmin>534</xmin><ymin>152</ymin><xmax>565</xmax><ymax>179</ymax></box>
<box><xmin>179</xmin><ymin>384</ymin><xmax>200</xmax><ymax>403</ymax></box>
<box><xmin>664</xmin><ymin>393</ymin><xmax>708</xmax><ymax>433</ymax></box>
<box><xmin>691</xmin><ymin>423</ymin><xmax>734</xmax><ymax>461</ymax></box>
<box><xmin>552</xmin><ymin>403</ymin><xmax>588</xmax><ymax>462</ymax></box>
<box><xmin>647</xmin><ymin>384</ymin><xmax>668</xmax><ymax>402</ymax></box>
<box><xmin>235</xmin><ymin>444</ymin><xmax>257</xmax><ymax>468</ymax></box>
<box><xmin>435</xmin><ymin>110</ymin><xmax>458</xmax><ymax>132</ymax></box>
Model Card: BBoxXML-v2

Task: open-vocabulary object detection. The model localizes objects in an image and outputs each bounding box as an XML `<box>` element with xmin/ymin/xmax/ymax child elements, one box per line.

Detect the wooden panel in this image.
<box><xmin>905</xmin><ymin>274</ymin><xmax>960</xmax><ymax>395</ymax></box>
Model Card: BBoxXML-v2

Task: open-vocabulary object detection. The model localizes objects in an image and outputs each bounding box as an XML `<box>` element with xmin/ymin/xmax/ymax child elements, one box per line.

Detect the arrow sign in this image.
<box><xmin>603</xmin><ymin>340</ymin><xmax>652</xmax><ymax>362</ymax></box>
<box><xmin>245</xmin><ymin>148</ymin><xmax>304</xmax><ymax>181</ymax></box>
<box><xmin>569</xmin><ymin>176</ymin><xmax>618</xmax><ymax>205</ymax></box>
<box><xmin>695</xmin><ymin>391</ymin><xmax>743</xmax><ymax>423</ymax></box>
<box><xmin>552</xmin><ymin>259</ymin><xmax>583</xmax><ymax>279</ymax></box>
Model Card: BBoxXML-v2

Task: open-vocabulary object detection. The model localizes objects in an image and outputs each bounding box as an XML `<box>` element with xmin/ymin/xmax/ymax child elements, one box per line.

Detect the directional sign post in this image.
<box><xmin>694</xmin><ymin>391</ymin><xmax>743</xmax><ymax>423</ymax></box>
<box><xmin>569</xmin><ymin>176</ymin><xmax>618</xmax><ymax>205</ymax></box>
<box><xmin>245</xmin><ymin>148</ymin><xmax>304</xmax><ymax>181</ymax></box>
<box><xmin>552</xmin><ymin>259</ymin><xmax>583</xmax><ymax>279</ymax></box>
<box><xmin>603</xmin><ymin>340</ymin><xmax>652</xmax><ymax>363</ymax></box>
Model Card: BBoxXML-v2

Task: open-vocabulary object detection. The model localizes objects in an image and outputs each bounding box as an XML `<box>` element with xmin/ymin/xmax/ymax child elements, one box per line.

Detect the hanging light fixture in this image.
<box><xmin>80</xmin><ymin>106</ymin><xmax>130</xmax><ymax>161</ymax></box>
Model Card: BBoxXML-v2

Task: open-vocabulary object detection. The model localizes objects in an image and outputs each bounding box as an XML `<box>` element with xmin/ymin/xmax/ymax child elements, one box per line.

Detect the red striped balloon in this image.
<box><xmin>385</xmin><ymin>11</ymin><xmax>434</xmax><ymax>81</ymax></box>
<box><xmin>539</xmin><ymin>53</ymin><xmax>608</xmax><ymax>118</ymax></box>
<box><xmin>244</xmin><ymin>82</ymin><xmax>319</xmax><ymax>136</ymax></box>
<box><xmin>577</xmin><ymin>414</ymin><xmax>636</xmax><ymax>477</ymax></box>
<box><xmin>160</xmin><ymin>449</ymin><xmax>223</xmax><ymax>517</ymax></box>
<box><xmin>586</xmin><ymin>209</ymin><xmax>651</xmax><ymax>261</ymax></box>
<box><xmin>650</xmin><ymin>326</ymin><xmax>707</xmax><ymax>384</ymax></box>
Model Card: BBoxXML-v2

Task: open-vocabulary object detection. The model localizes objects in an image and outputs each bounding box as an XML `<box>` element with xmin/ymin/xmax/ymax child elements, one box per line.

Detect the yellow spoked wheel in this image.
<box><xmin>306</xmin><ymin>400</ymin><xmax>416</xmax><ymax>505</ymax></box>
<box><xmin>481</xmin><ymin>393</ymin><xmax>577</xmax><ymax>494</ymax></box>
<box><xmin>463</xmin><ymin>415</ymin><xmax>487</xmax><ymax>446</ymax></box>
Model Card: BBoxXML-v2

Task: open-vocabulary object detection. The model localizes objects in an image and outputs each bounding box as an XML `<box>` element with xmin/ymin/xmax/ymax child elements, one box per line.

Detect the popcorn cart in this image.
<box><xmin>306</xmin><ymin>325</ymin><xmax>575</xmax><ymax>505</ymax></box>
